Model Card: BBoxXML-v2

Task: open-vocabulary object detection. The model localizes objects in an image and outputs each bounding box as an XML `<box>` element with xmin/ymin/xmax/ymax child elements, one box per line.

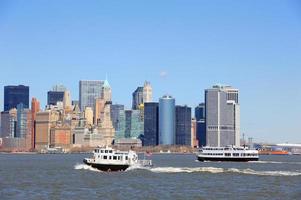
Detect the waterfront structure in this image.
<box><xmin>49</xmin><ymin>126</ymin><xmax>72</xmax><ymax>149</ymax></box>
<box><xmin>79</xmin><ymin>80</ymin><xmax>104</xmax><ymax>112</ymax></box>
<box><xmin>159</xmin><ymin>95</ymin><xmax>175</xmax><ymax>145</ymax></box>
<box><xmin>132</xmin><ymin>87</ymin><xmax>144</xmax><ymax>110</ymax></box>
<box><xmin>144</xmin><ymin>102</ymin><xmax>159</xmax><ymax>146</ymax></box>
<box><xmin>205</xmin><ymin>85</ymin><xmax>240</xmax><ymax>147</ymax></box>
<box><xmin>31</xmin><ymin>98</ymin><xmax>40</xmax><ymax>149</ymax></box>
<box><xmin>143</xmin><ymin>81</ymin><xmax>152</xmax><ymax>103</ymax></box>
<box><xmin>4</xmin><ymin>85</ymin><xmax>29</xmax><ymax>111</ymax></box>
<box><xmin>195</xmin><ymin>103</ymin><xmax>206</xmax><ymax>147</ymax></box>
<box><xmin>175</xmin><ymin>105</ymin><xmax>191</xmax><ymax>146</ymax></box>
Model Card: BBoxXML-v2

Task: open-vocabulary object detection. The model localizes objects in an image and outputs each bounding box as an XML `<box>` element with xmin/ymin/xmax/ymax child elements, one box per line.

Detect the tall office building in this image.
<box><xmin>94</xmin><ymin>98</ymin><xmax>105</xmax><ymax>125</ymax></box>
<box><xmin>84</xmin><ymin>107</ymin><xmax>94</xmax><ymax>126</ymax></box>
<box><xmin>205</xmin><ymin>85</ymin><xmax>240</xmax><ymax>147</ymax></box>
<box><xmin>143</xmin><ymin>81</ymin><xmax>152</xmax><ymax>103</ymax></box>
<box><xmin>52</xmin><ymin>84</ymin><xmax>67</xmax><ymax>92</ymax></box>
<box><xmin>132</xmin><ymin>87</ymin><xmax>144</xmax><ymax>110</ymax></box>
<box><xmin>110</xmin><ymin>104</ymin><xmax>125</xmax><ymax>130</ymax></box>
<box><xmin>144</xmin><ymin>102</ymin><xmax>159</xmax><ymax>146</ymax></box>
<box><xmin>47</xmin><ymin>91</ymin><xmax>64</xmax><ymax>106</ymax></box>
<box><xmin>125</xmin><ymin>110</ymin><xmax>143</xmax><ymax>139</ymax></box>
<box><xmin>31</xmin><ymin>98</ymin><xmax>40</xmax><ymax>149</ymax></box>
<box><xmin>16</xmin><ymin>104</ymin><xmax>31</xmax><ymax>138</ymax></box>
<box><xmin>79</xmin><ymin>80</ymin><xmax>104</xmax><ymax>112</ymax></box>
<box><xmin>159</xmin><ymin>95</ymin><xmax>175</xmax><ymax>145</ymax></box>
<box><xmin>63</xmin><ymin>90</ymin><xmax>72</xmax><ymax>110</ymax></box>
<box><xmin>175</xmin><ymin>105</ymin><xmax>191</xmax><ymax>146</ymax></box>
<box><xmin>195</xmin><ymin>103</ymin><xmax>206</xmax><ymax>147</ymax></box>
<box><xmin>4</xmin><ymin>85</ymin><xmax>29</xmax><ymax>111</ymax></box>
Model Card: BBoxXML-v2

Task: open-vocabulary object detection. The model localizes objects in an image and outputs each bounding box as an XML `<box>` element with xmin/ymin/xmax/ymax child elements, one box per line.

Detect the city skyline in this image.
<box><xmin>0</xmin><ymin>0</ymin><xmax>300</xmax><ymax>143</ymax></box>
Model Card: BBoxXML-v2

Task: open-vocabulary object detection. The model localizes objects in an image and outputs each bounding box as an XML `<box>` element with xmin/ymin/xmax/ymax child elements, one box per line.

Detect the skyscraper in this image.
<box><xmin>79</xmin><ymin>80</ymin><xmax>104</xmax><ymax>112</ymax></box>
<box><xmin>144</xmin><ymin>102</ymin><xmax>159</xmax><ymax>146</ymax></box>
<box><xmin>47</xmin><ymin>91</ymin><xmax>64</xmax><ymax>106</ymax></box>
<box><xmin>4</xmin><ymin>85</ymin><xmax>29</xmax><ymax>111</ymax></box>
<box><xmin>205</xmin><ymin>85</ymin><xmax>240</xmax><ymax>147</ymax></box>
<box><xmin>110</xmin><ymin>104</ymin><xmax>125</xmax><ymax>130</ymax></box>
<box><xmin>159</xmin><ymin>95</ymin><xmax>175</xmax><ymax>145</ymax></box>
<box><xmin>143</xmin><ymin>81</ymin><xmax>152</xmax><ymax>103</ymax></box>
<box><xmin>31</xmin><ymin>98</ymin><xmax>40</xmax><ymax>149</ymax></box>
<box><xmin>132</xmin><ymin>87</ymin><xmax>144</xmax><ymax>110</ymax></box>
<box><xmin>195</xmin><ymin>103</ymin><xmax>206</xmax><ymax>147</ymax></box>
<box><xmin>125</xmin><ymin>110</ymin><xmax>143</xmax><ymax>139</ymax></box>
<box><xmin>175</xmin><ymin>105</ymin><xmax>191</xmax><ymax>146</ymax></box>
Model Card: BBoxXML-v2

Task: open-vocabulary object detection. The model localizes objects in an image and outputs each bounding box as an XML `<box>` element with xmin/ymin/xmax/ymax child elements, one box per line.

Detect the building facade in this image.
<box><xmin>47</xmin><ymin>91</ymin><xmax>64</xmax><ymax>106</ymax></box>
<box><xmin>132</xmin><ymin>87</ymin><xmax>144</xmax><ymax>110</ymax></box>
<box><xmin>159</xmin><ymin>95</ymin><xmax>175</xmax><ymax>145</ymax></box>
<box><xmin>4</xmin><ymin>85</ymin><xmax>29</xmax><ymax>111</ymax></box>
<box><xmin>144</xmin><ymin>102</ymin><xmax>159</xmax><ymax>146</ymax></box>
<box><xmin>79</xmin><ymin>80</ymin><xmax>104</xmax><ymax>112</ymax></box>
<box><xmin>175</xmin><ymin>105</ymin><xmax>191</xmax><ymax>146</ymax></box>
<box><xmin>143</xmin><ymin>81</ymin><xmax>152</xmax><ymax>103</ymax></box>
<box><xmin>195</xmin><ymin>103</ymin><xmax>206</xmax><ymax>147</ymax></box>
<box><xmin>205</xmin><ymin>85</ymin><xmax>240</xmax><ymax>147</ymax></box>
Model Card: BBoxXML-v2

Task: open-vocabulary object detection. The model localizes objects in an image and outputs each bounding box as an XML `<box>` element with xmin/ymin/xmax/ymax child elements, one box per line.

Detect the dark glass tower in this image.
<box><xmin>4</xmin><ymin>85</ymin><xmax>29</xmax><ymax>111</ymax></box>
<box><xmin>175</xmin><ymin>105</ymin><xmax>191</xmax><ymax>146</ymax></box>
<box><xmin>195</xmin><ymin>103</ymin><xmax>206</xmax><ymax>147</ymax></box>
<box><xmin>132</xmin><ymin>87</ymin><xmax>143</xmax><ymax>110</ymax></box>
<box><xmin>47</xmin><ymin>91</ymin><xmax>64</xmax><ymax>105</ymax></box>
<box><xmin>144</xmin><ymin>102</ymin><xmax>159</xmax><ymax>146</ymax></box>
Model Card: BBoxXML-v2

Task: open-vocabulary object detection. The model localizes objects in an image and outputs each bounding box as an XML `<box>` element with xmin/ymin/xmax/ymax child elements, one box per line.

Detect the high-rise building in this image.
<box><xmin>16</xmin><ymin>104</ymin><xmax>31</xmax><ymax>138</ymax></box>
<box><xmin>191</xmin><ymin>118</ymin><xmax>198</xmax><ymax>147</ymax></box>
<box><xmin>110</xmin><ymin>104</ymin><xmax>125</xmax><ymax>130</ymax></box>
<box><xmin>52</xmin><ymin>84</ymin><xmax>67</xmax><ymax>92</ymax></box>
<box><xmin>94</xmin><ymin>98</ymin><xmax>105</xmax><ymax>125</ymax></box>
<box><xmin>1</xmin><ymin>110</ymin><xmax>16</xmax><ymax>138</ymax></box>
<box><xmin>84</xmin><ymin>107</ymin><xmax>94</xmax><ymax>126</ymax></box>
<box><xmin>143</xmin><ymin>81</ymin><xmax>152</xmax><ymax>103</ymax></box>
<box><xmin>79</xmin><ymin>80</ymin><xmax>104</xmax><ymax>112</ymax></box>
<box><xmin>31</xmin><ymin>98</ymin><xmax>40</xmax><ymax>149</ymax></box>
<box><xmin>159</xmin><ymin>95</ymin><xmax>175</xmax><ymax>145</ymax></box>
<box><xmin>175</xmin><ymin>105</ymin><xmax>191</xmax><ymax>146</ymax></box>
<box><xmin>195</xmin><ymin>103</ymin><xmax>206</xmax><ymax>147</ymax></box>
<box><xmin>114</xmin><ymin>110</ymin><xmax>126</xmax><ymax>139</ymax></box>
<box><xmin>63</xmin><ymin>90</ymin><xmax>72</xmax><ymax>110</ymax></box>
<box><xmin>4</xmin><ymin>85</ymin><xmax>29</xmax><ymax>111</ymax></box>
<box><xmin>132</xmin><ymin>87</ymin><xmax>144</xmax><ymax>110</ymax></box>
<box><xmin>144</xmin><ymin>102</ymin><xmax>159</xmax><ymax>146</ymax></box>
<box><xmin>205</xmin><ymin>85</ymin><xmax>240</xmax><ymax>147</ymax></box>
<box><xmin>125</xmin><ymin>110</ymin><xmax>143</xmax><ymax>139</ymax></box>
<box><xmin>47</xmin><ymin>91</ymin><xmax>64</xmax><ymax>106</ymax></box>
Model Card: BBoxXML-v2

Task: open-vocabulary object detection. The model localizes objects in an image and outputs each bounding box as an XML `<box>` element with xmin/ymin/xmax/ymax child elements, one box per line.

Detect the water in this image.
<box><xmin>1</xmin><ymin>153</ymin><xmax>301</xmax><ymax>200</ymax></box>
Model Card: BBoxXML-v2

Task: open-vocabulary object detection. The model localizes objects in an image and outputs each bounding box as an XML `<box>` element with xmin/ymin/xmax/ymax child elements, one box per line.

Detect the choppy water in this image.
<box><xmin>1</xmin><ymin>153</ymin><xmax>301</xmax><ymax>200</ymax></box>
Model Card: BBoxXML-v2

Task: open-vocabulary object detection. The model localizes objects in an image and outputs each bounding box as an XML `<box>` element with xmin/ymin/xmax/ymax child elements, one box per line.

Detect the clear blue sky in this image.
<box><xmin>0</xmin><ymin>0</ymin><xmax>300</xmax><ymax>143</ymax></box>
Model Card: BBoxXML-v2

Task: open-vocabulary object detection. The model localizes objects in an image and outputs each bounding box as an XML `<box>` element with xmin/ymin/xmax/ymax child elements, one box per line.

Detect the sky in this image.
<box><xmin>0</xmin><ymin>0</ymin><xmax>300</xmax><ymax>143</ymax></box>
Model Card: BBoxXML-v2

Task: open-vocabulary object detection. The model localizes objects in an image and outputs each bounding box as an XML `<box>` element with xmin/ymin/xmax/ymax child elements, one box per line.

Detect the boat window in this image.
<box><xmin>109</xmin><ymin>150</ymin><xmax>113</xmax><ymax>153</ymax></box>
<box><xmin>113</xmin><ymin>156</ymin><xmax>117</xmax><ymax>160</ymax></box>
<box><xmin>109</xmin><ymin>156</ymin><xmax>112</xmax><ymax>160</ymax></box>
<box><xmin>225</xmin><ymin>153</ymin><xmax>231</xmax><ymax>156</ymax></box>
<box><xmin>103</xmin><ymin>156</ymin><xmax>107</xmax><ymax>159</ymax></box>
<box><xmin>101</xmin><ymin>150</ymin><xmax>104</xmax><ymax>153</ymax></box>
<box><xmin>233</xmin><ymin>153</ymin><xmax>239</xmax><ymax>157</ymax></box>
<box><xmin>118</xmin><ymin>156</ymin><xmax>121</xmax><ymax>160</ymax></box>
<box><xmin>105</xmin><ymin>150</ymin><xmax>108</xmax><ymax>153</ymax></box>
<box><xmin>125</xmin><ymin>156</ymin><xmax>128</xmax><ymax>160</ymax></box>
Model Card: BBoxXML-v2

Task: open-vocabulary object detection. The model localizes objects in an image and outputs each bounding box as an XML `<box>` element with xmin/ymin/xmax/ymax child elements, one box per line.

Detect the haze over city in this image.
<box><xmin>0</xmin><ymin>0</ymin><xmax>300</xmax><ymax>143</ymax></box>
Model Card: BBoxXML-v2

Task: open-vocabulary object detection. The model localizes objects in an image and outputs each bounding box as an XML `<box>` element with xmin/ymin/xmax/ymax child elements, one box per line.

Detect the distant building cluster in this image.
<box><xmin>0</xmin><ymin>81</ymin><xmax>240</xmax><ymax>152</ymax></box>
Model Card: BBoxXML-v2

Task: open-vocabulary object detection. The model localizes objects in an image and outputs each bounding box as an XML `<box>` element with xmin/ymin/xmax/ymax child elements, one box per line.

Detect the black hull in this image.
<box><xmin>83</xmin><ymin>159</ymin><xmax>130</xmax><ymax>171</ymax></box>
<box><xmin>197</xmin><ymin>156</ymin><xmax>259</xmax><ymax>162</ymax></box>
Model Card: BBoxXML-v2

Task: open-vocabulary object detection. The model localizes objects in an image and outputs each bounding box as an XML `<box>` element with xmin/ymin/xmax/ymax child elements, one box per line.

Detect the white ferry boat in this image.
<box><xmin>197</xmin><ymin>146</ymin><xmax>259</xmax><ymax>162</ymax></box>
<box><xmin>83</xmin><ymin>146</ymin><xmax>152</xmax><ymax>171</ymax></box>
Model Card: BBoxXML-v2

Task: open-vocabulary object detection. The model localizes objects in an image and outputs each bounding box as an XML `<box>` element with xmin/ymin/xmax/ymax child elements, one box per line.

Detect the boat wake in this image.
<box><xmin>141</xmin><ymin>167</ymin><xmax>301</xmax><ymax>176</ymax></box>
<box><xmin>249</xmin><ymin>161</ymin><xmax>301</xmax><ymax>165</ymax></box>
<box><xmin>74</xmin><ymin>163</ymin><xmax>101</xmax><ymax>172</ymax></box>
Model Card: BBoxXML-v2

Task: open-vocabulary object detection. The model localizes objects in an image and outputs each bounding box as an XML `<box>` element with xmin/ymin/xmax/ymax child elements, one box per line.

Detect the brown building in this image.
<box><xmin>35</xmin><ymin>110</ymin><xmax>59</xmax><ymax>151</ymax></box>
<box><xmin>191</xmin><ymin>118</ymin><xmax>198</xmax><ymax>148</ymax></box>
<box><xmin>31</xmin><ymin>98</ymin><xmax>40</xmax><ymax>150</ymax></box>
<box><xmin>50</xmin><ymin>126</ymin><xmax>72</xmax><ymax>149</ymax></box>
<box><xmin>94</xmin><ymin>98</ymin><xmax>105</xmax><ymax>125</ymax></box>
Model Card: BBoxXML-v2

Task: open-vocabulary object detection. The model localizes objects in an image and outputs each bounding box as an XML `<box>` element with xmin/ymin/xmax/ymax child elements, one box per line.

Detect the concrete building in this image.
<box><xmin>16</xmin><ymin>103</ymin><xmax>31</xmax><ymax>139</ymax></box>
<box><xmin>159</xmin><ymin>95</ymin><xmax>175</xmax><ymax>145</ymax></box>
<box><xmin>144</xmin><ymin>102</ymin><xmax>159</xmax><ymax>146</ymax></box>
<box><xmin>132</xmin><ymin>87</ymin><xmax>144</xmax><ymax>110</ymax></box>
<box><xmin>79</xmin><ymin>80</ymin><xmax>104</xmax><ymax>112</ymax></box>
<box><xmin>1</xmin><ymin>109</ymin><xmax>17</xmax><ymax>138</ymax></box>
<box><xmin>4</xmin><ymin>85</ymin><xmax>29</xmax><ymax>111</ymax></box>
<box><xmin>84</xmin><ymin>107</ymin><xmax>94</xmax><ymax>126</ymax></box>
<box><xmin>195</xmin><ymin>103</ymin><xmax>206</xmax><ymax>147</ymax></box>
<box><xmin>191</xmin><ymin>118</ymin><xmax>198</xmax><ymax>147</ymax></box>
<box><xmin>31</xmin><ymin>98</ymin><xmax>40</xmax><ymax>149</ymax></box>
<box><xmin>143</xmin><ymin>81</ymin><xmax>152</xmax><ymax>103</ymax></box>
<box><xmin>205</xmin><ymin>85</ymin><xmax>240</xmax><ymax>147</ymax></box>
<box><xmin>94</xmin><ymin>98</ymin><xmax>105</xmax><ymax>125</ymax></box>
<box><xmin>63</xmin><ymin>90</ymin><xmax>72</xmax><ymax>111</ymax></box>
<box><xmin>49</xmin><ymin>126</ymin><xmax>72</xmax><ymax>149</ymax></box>
<box><xmin>175</xmin><ymin>105</ymin><xmax>191</xmax><ymax>146</ymax></box>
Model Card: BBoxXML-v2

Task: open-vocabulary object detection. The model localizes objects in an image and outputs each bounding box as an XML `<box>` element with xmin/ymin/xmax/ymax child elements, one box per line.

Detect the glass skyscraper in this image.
<box><xmin>132</xmin><ymin>87</ymin><xmax>144</xmax><ymax>110</ymax></box>
<box><xmin>47</xmin><ymin>91</ymin><xmax>64</xmax><ymax>105</ymax></box>
<box><xmin>4</xmin><ymin>85</ymin><xmax>29</xmax><ymax>111</ymax></box>
<box><xmin>195</xmin><ymin>103</ymin><xmax>206</xmax><ymax>147</ymax></box>
<box><xmin>159</xmin><ymin>95</ymin><xmax>175</xmax><ymax>145</ymax></box>
<box><xmin>79</xmin><ymin>80</ymin><xmax>104</xmax><ymax>112</ymax></box>
<box><xmin>144</xmin><ymin>102</ymin><xmax>159</xmax><ymax>146</ymax></box>
<box><xmin>175</xmin><ymin>105</ymin><xmax>191</xmax><ymax>146</ymax></box>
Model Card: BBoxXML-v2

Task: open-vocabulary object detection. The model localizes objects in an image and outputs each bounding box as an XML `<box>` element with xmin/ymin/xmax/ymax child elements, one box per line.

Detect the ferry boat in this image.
<box><xmin>197</xmin><ymin>146</ymin><xmax>259</xmax><ymax>162</ymax></box>
<box><xmin>83</xmin><ymin>146</ymin><xmax>152</xmax><ymax>171</ymax></box>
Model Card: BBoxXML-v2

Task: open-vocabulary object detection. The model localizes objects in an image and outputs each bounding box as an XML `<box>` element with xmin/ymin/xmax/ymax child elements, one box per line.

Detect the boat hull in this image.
<box><xmin>197</xmin><ymin>156</ymin><xmax>259</xmax><ymax>162</ymax></box>
<box><xmin>83</xmin><ymin>159</ymin><xmax>130</xmax><ymax>171</ymax></box>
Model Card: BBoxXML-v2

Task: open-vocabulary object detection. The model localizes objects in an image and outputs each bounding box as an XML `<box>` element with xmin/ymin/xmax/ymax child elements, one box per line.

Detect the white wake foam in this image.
<box><xmin>74</xmin><ymin>163</ymin><xmax>101</xmax><ymax>172</ymax></box>
<box><xmin>249</xmin><ymin>161</ymin><xmax>301</xmax><ymax>165</ymax></box>
<box><xmin>145</xmin><ymin>167</ymin><xmax>301</xmax><ymax>176</ymax></box>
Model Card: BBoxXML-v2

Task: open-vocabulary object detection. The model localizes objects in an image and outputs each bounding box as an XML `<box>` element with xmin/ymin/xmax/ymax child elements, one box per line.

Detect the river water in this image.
<box><xmin>0</xmin><ymin>153</ymin><xmax>301</xmax><ymax>200</ymax></box>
